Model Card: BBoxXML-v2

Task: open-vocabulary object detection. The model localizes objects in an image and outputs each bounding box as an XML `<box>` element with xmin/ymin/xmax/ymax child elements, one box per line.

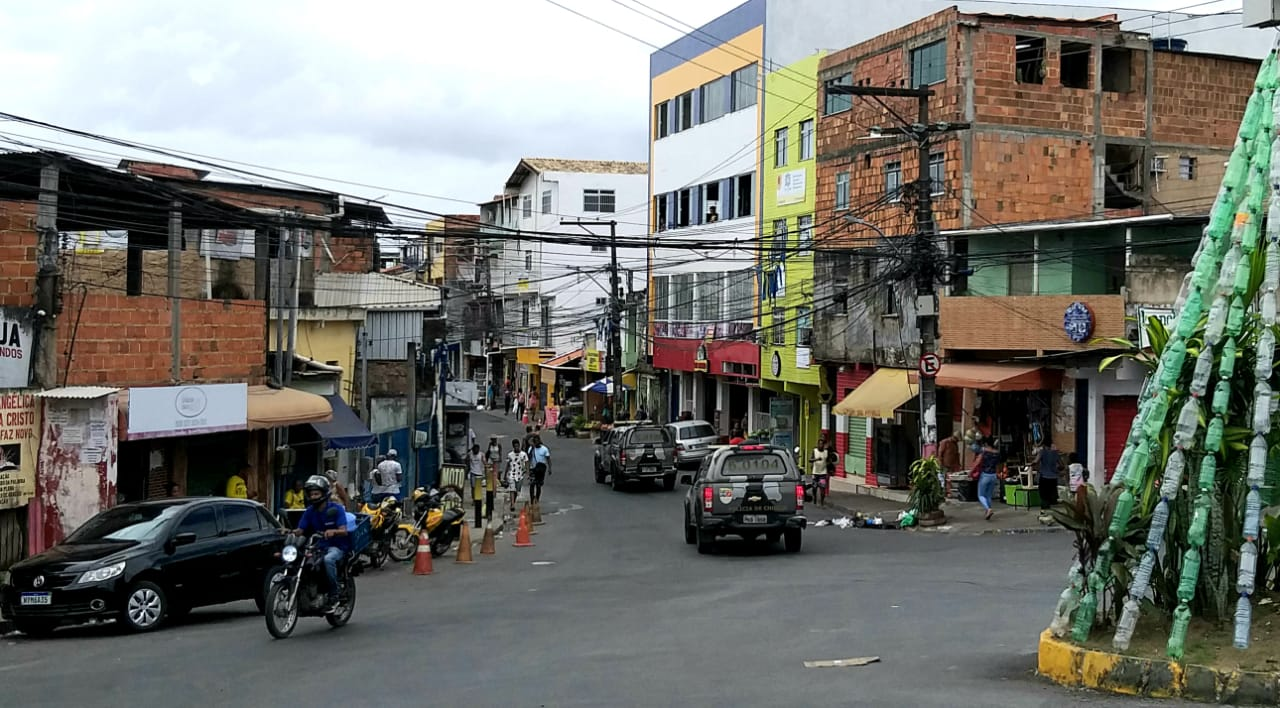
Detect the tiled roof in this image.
<box><xmin>520</xmin><ymin>158</ymin><xmax>648</xmax><ymax>175</ymax></box>
<box><xmin>313</xmin><ymin>272</ymin><xmax>441</xmax><ymax>311</ymax></box>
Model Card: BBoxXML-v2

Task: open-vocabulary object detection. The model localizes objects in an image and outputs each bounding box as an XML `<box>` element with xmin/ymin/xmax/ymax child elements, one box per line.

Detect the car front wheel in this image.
<box><xmin>120</xmin><ymin>580</ymin><xmax>168</xmax><ymax>632</ymax></box>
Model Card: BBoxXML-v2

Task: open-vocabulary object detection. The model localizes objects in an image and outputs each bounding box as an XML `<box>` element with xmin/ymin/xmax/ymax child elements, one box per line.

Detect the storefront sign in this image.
<box><xmin>695</xmin><ymin>344</ymin><xmax>709</xmax><ymax>373</ymax></box>
<box><xmin>583</xmin><ymin>349</ymin><xmax>603</xmax><ymax>374</ymax></box>
<box><xmin>776</xmin><ymin>169</ymin><xmax>806</xmax><ymax>206</ymax></box>
<box><xmin>770</xmin><ymin>351</ymin><xmax>782</xmax><ymax>377</ymax></box>
<box><xmin>1137</xmin><ymin>307</ymin><xmax>1175</xmax><ymax>349</ymax></box>
<box><xmin>0</xmin><ymin>308</ymin><xmax>34</xmax><ymax>389</ymax></box>
<box><xmin>1063</xmin><ymin>301</ymin><xmax>1095</xmax><ymax>343</ymax></box>
<box><xmin>127</xmin><ymin>384</ymin><xmax>248</xmax><ymax>440</ymax></box>
<box><xmin>0</xmin><ymin>391</ymin><xmax>37</xmax><ymax>509</ymax></box>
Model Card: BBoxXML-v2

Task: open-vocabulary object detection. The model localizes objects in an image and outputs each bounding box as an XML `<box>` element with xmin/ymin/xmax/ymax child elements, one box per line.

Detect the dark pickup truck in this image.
<box><xmin>682</xmin><ymin>443</ymin><xmax>806</xmax><ymax>554</ymax></box>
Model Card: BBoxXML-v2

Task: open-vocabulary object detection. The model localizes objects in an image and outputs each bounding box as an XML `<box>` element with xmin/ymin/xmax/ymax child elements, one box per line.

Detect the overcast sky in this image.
<box><xmin>0</xmin><ymin>0</ymin><xmax>1252</xmax><ymax>220</ymax></box>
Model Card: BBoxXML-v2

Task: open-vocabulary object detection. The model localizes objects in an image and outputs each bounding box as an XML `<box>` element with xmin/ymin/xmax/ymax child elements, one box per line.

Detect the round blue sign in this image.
<box><xmin>1063</xmin><ymin>301</ymin><xmax>1094</xmax><ymax>343</ymax></box>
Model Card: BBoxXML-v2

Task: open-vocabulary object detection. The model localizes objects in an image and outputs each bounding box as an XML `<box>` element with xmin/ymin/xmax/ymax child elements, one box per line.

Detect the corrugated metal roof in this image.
<box><xmin>313</xmin><ymin>273</ymin><xmax>442</xmax><ymax>311</ymax></box>
<box><xmin>36</xmin><ymin>386</ymin><xmax>119</xmax><ymax>399</ymax></box>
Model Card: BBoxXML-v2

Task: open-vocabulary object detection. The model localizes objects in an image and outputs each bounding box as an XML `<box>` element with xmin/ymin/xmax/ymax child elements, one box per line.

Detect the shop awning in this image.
<box><xmin>912</xmin><ymin>363</ymin><xmax>1058</xmax><ymax>392</ymax></box>
<box><xmin>309</xmin><ymin>394</ymin><xmax>374</xmax><ymax>450</ymax></box>
<box><xmin>247</xmin><ymin>385</ymin><xmax>332</xmax><ymax>430</ymax></box>
<box><xmin>833</xmin><ymin>368</ymin><xmax>915</xmax><ymax>418</ymax></box>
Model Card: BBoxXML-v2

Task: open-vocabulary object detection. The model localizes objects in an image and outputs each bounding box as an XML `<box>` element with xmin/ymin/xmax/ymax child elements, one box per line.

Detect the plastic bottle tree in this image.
<box><xmin>1048</xmin><ymin>44</ymin><xmax>1279</xmax><ymax>659</ymax></box>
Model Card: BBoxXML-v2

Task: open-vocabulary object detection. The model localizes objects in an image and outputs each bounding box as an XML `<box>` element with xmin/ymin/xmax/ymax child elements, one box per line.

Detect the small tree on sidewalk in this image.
<box><xmin>909</xmin><ymin>456</ymin><xmax>946</xmax><ymax>524</ymax></box>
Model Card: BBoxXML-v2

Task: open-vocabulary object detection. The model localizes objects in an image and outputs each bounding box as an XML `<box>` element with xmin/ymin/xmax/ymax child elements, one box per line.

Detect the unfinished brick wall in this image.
<box><xmin>328</xmin><ymin>236</ymin><xmax>376</xmax><ymax>274</ymax></box>
<box><xmin>1152</xmin><ymin>50</ymin><xmax>1257</xmax><ymax>147</ymax></box>
<box><xmin>60</xmin><ymin>292</ymin><xmax>266</xmax><ymax>386</ymax></box>
<box><xmin>969</xmin><ymin>132</ymin><xmax>1095</xmax><ymax>223</ymax></box>
<box><xmin>63</xmin><ymin>249</ymin><xmax>256</xmax><ymax>300</ymax></box>
<box><xmin>0</xmin><ymin>200</ymin><xmax>38</xmax><ymax>308</ymax></box>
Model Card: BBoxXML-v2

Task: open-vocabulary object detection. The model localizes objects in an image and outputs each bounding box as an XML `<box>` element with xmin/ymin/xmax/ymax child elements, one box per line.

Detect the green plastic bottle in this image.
<box><xmin>1234</xmin><ymin>255</ymin><xmax>1254</xmax><ymax>296</ymax></box>
<box><xmin>1199</xmin><ymin>454</ymin><xmax>1217</xmax><ymax>492</ymax></box>
<box><xmin>1176</xmin><ymin>289</ymin><xmax>1204</xmax><ymax>340</ymax></box>
<box><xmin>1178</xmin><ymin>548</ymin><xmax>1202</xmax><ymax>602</ymax></box>
<box><xmin>1109</xmin><ymin>490</ymin><xmax>1136</xmax><ymax>539</ymax></box>
<box><xmin>1072</xmin><ymin>590</ymin><xmax>1098</xmax><ymax>642</ymax></box>
<box><xmin>1212</xmin><ymin>381</ymin><xmax>1231</xmax><ymax>416</ymax></box>
<box><xmin>1228</xmin><ymin>295</ymin><xmax>1247</xmax><ymax>337</ymax></box>
<box><xmin>1220</xmin><ymin>338</ymin><xmax>1238</xmax><ymax>379</ymax></box>
<box><xmin>1188</xmin><ymin>500</ymin><xmax>1209</xmax><ymax>544</ymax></box>
<box><xmin>1167</xmin><ymin>604</ymin><xmax>1192</xmax><ymax>660</ymax></box>
<box><xmin>1204</xmin><ymin>415</ymin><xmax>1225</xmax><ymax>453</ymax></box>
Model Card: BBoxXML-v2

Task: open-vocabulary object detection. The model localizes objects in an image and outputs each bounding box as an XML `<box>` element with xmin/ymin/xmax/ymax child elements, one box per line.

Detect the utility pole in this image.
<box><xmin>168</xmin><ymin>200</ymin><xmax>183</xmax><ymax>383</ymax></box>
<box><xmin>406</xmin><ymin>340</ymin><xmax>418</xmax><ymax>494</ymax></box>
<box><xmin>284</xmin><ymin>214</ymin><xmax>300</xmax><ymax>386</ymax></box>
<box><xmin>562</xmin><ymin>219</ymin><xmax>622</xmax><ymax>411</ymax></box>
<box><xmin>273</xmin><ymin>215</ymin><xmax>286</xmax><ymax>386</ymax></box>
<box><xmin>359</xmin><ymin>326</ymin><xmax>370</xmax><ymax>422</ymax></box>
<box><xmin>33</xmin><ymin>160</ymin><xmax>60</xmax><ymax>390</ymax></box>
<box><xmin>827</xmin><ymin>84</ymin><xmax>970</xmax><ymax>458</ymax></box>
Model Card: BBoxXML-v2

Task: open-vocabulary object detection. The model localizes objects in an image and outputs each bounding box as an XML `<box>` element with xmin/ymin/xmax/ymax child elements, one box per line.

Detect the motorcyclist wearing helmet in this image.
<box><xmin>293</xmin><ymin>475</ymin><xmax>350</xmax><ymax>613</ymax></box>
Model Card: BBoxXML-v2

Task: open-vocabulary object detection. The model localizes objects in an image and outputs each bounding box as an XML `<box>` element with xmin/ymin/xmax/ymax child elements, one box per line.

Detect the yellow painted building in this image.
<box><xmin>269</xmin><ymin>311</ymin><xmax>363</xmax><ymax>403</ymax></box>
<box><xmin>759</xmin><ymin>52</ymin><xmax>829</xmax><ymax>455</ymax></box>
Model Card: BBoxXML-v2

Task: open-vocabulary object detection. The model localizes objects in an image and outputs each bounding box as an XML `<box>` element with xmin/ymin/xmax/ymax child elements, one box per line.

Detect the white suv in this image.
<box><xmin>665</xmin><ymin>420</ymin><xmax>720</xmax><ymax>469</ymax></box>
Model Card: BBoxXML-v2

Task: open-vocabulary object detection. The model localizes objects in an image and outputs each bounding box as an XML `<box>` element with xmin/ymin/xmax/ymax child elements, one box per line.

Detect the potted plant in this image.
<box><xmin>908</xmin><ymin>456</ymin><xmax>946</xmax><ymax>526</ymax></box>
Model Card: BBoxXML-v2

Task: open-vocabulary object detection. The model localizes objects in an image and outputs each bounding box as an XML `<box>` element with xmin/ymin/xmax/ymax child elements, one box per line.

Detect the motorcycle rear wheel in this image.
<box><xmin>388</xmin><ymin>528</ymin><xmax>415</xmax><ymax>562</ymax></box>
<box><xmin>430</xmin><ymin>534</ymin><xmax>452</xmax><ymax>558</ymax></box>
<box><xmin>326</xmin><ymin>580</ymin><xmax>356</xmax><ymax>628</ymax></box>
<box><xmin>265</xmin><ymin>583</ymin><xmax>298</xmax><ymax>639</ymax></box>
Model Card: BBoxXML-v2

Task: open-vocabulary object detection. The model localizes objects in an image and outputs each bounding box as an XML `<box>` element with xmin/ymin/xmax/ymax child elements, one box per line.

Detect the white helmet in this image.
<box><xmin>386</xmin><ymin>449</ymin><xmax>398</xmax><ymax>458</ymax></box>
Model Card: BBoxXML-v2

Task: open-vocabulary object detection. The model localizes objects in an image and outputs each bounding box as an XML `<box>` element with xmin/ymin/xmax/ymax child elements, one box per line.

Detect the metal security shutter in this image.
<box><xmin>1103</xmin><ymin>396</ymin><xmax>1139</xmax><ymax>484</ymax></box>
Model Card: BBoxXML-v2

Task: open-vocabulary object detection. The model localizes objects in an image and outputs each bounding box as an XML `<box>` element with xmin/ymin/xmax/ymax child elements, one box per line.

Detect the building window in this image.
<box><xmin>1008</xmin><ymin>256</ymin><xmax>1034</xmax><ymax>295</ymax></box>
<box><xmin>929</xmin><ymin>152</ymin><xmax>945</xmax><ymax>196</ymax></box>
<box><xmin>675</xmin><ymin>90</ymin><xmax>694</xmax><ymax>131</ymax></box>
<box><xmin>521</xmin><ymin>195</ymin><xmax>532</xmax><ymax>218</ymax></box>
<box><xmin>525</xmin><ymin>252</ymin><xmax>533</xmax><ymax>270</ymax></box>
<box><xmin>701</xmin><ymin>75</ymin><xmax>730</xmax><ymax>123</ymax></box>
<box><xmin>835</xmin><ymin>171</ymin><xmax>850</xmax><ymax>210</ymax></box>
<box><xmin>726</xmin><ymin>269</ymin><xmax>753</xmax><ymax>321</ymax></box>
<box><xmin>797</xmin><ymin>215</ymin><xmax>813</xmax><ymax>251</ymax></box>
<box><xmin>796</xmin><ymin>306</ymin><xmax>813</xmax><ymax>347</ymax></box>
<box><xmin>655</xmin><ymin>101</ymin><xmax>670</xmax><ymax>138</ymax></box>
<box><xmin>583</xmin><ymin>189</ymin><xmax>616</xmax><ymax>213</ymax></box>
<box><xmin>1179</xmin><ymin>155</ymin><xmax>1197</xmax><ymax>180</ymax></box>
<box><xmin>732</xmin><ymin>63</ymin><xmax>758</xmax><ymax>112</ymax></box>
<box><xmin>883</xmin><ymin>284</ymin><xmax>898</xmax><ymax>315</ymax></box>
<box><xmin>910</xmin><ymin>40</ymin><xmax>946</xmax><ymax>88</ymax></box>
<box><xmin>1102</xmin><ymin>47</ymin><xmax>1133</xmax><ymax>93</ymax></box>
<box><xmin>824</xmin><ymin>73</ymin><xmax>853</xmax><ymax>115</ymax></box>
<box><xmin>672</xmin><ymin>273</ymin><xmax>695</xmax><ymax>321</ymax></box>
<box><xmin>591</xmin><ymin>243</ymin><xmax>607</xmax><ymax>253</ymax></box>
<box><xmin>522</xmin><ymin>300</ymin><xmax>531</xmax><ymax>327</ymax></box>
<box><xmin>734</xmin><ymin>173</ymin><xmax>753</xmax><ymax>219</ymax></box>
<box><xmin>702</xmin><ymin>181</ymin><xmax>721</xmax><ymax>222</ymax></box>
<box><xmin>677</xmin><ymin>188</ymin><xmax>692</xmax><ymax>227</ymax></box>
<box><xmin>652</xmin><ymin>275</ymin><xmax>669</xmax><ymax>321</ymax></box>
<box><xmin>696</xmin><ymin>272</ymin><xmax>721</xmax><ymax>322</ymax></box>
<box><xmin>774</xmin><ymin>127</ymin><xmax>789</xmax><ymax>167</ymax></box>
<box><xmin>772</xmin><ymin>307</ymin><xmax>787</xmax><ymax>345</ymax></box>
<box><xmin>799</xmin><ymin>119</ymin><xmax>814</xmax><ymax>160</ymax></box>
<box><xmin>541</xmin><ymin>190</ymin><xmax>551</xmax><ymax>214</ymax></box>
<box><xmin>655</xmin><ymin>195</ymin><xmax>668</xmax><ymax>232</ymax></box>
<box><xmin>772</xmin><ymin>219</ymin><xmax>788</xmax><ymax>263</ymax></box>
<box><xmin>1015</xmin><ymin>36</ymin><xmax>1046</xmax><ymax>84</ymax></box>
<box><xmin>885</xmin><ymin>161</ymin><xmax>903</xmax><ymax>201</ymax></box>
<box><xmin>1061</xmin><ymin>41</ymin><xmax>1090</xmax><ymax>89</ymax></box>
<box><xmin>596</xmin><ymin>296</ymin><xmax>609</xmax><ymax>306</ymax></box>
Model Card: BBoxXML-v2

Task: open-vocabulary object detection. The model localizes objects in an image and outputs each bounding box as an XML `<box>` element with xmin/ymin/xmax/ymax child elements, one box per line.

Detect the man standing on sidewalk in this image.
<box><xmin>373</xmin><ymin>449</ymin><xmax>403</xmax><ymax>502</ymax></box>
<box><xmin>1032</xmin><ymin>440</ymin><xmax>1064</xmax><ymax>513</ymax></box>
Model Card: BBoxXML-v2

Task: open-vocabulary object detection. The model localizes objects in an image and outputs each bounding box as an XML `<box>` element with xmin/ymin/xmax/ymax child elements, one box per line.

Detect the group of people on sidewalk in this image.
<box><xmin>937</xmin><ymin>431</ymin><xmax>1091</xmax><ymax>521</ymax></box>
<box><xmin>465</xmin><ymin>424</ymin><xmax>552</xmax><ymax>527</ymax></box>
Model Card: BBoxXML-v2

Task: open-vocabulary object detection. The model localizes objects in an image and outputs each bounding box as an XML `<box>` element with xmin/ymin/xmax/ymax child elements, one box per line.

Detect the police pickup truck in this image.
<box><xmin>681</xmin><ymin>443</ymin><xmax>806</xmax><ymax>554</ymax></box>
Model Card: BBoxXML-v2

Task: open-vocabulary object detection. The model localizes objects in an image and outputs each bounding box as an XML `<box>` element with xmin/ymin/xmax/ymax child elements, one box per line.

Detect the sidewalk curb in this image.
<box><xmin>1038</xmin><ymin>628</ymin><xmax>1279</xmax><ymax>704</ymax></box>
<box><xmin>0</xmin><ymin>618</ymin><xmax>11</xmax><ymax>636</ymax></box>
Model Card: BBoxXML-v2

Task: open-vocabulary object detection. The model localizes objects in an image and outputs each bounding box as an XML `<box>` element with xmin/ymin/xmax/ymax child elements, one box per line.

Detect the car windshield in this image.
<box><xmin>630</xmin><ymin>428</ymin><xmax>669</xmax><ymax>445</ymax></box>
<box><xmin>680</xmin><ymin>424</ymin><xmax>715</xmax><ymax>440</ymax></box>
<box><xmin>718</xmin><ymin>453</ymin><xmax>793</xmax><ymax>479</ymax></box>
<box><xmin>64</xmin><ymin>504</ymin><xmax>185</xmax><ymax>543</ymax></box>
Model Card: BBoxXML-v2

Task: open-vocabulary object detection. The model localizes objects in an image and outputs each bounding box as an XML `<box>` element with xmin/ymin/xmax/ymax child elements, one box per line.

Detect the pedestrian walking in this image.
<box><xmin>485</xmin><ymin>436</ymin><xmax>502</xmax><ymax>520</ymax></box>
<box><xmin>528</xmin><ymin>435</ymin><xmax>550</xmax><ymax>503</ymax></box>
<box><xmin>504</xmin><ymin>439</ymin><xmax>529</xmax><ymax>514</ymax></box>
<box><xmin>504</xmin><ymin>385</ymin><xmax>512</xmax><ymax>416</ymax></box>
<box><xmin>1032</xmin><ymin>440</ymin><xmax>1065</xmax><ymax>512</ymax></box>
<box><xmin>969</xmin><ymin>437</ymin><xmax>1002</xmax><ymax>521</ymax></box>
<box><xmin>937</xmin><ymin>430</ymin><xmax>961</xmax><ymax>498</ymax></box>
<box><xmin>467</xmin><ymin>443</ymin><xmax>486</xmax><ymax>528</ymax></box>
<box><xmin>373</xmin><ymin>449</ymin><xmax>403</xmax><ymax>502</ymax></box>
<box><xmin>809</xmin><ymin>436</ymin><xmax>832</xmax><ymax>507</ymax></box>
<box><xmin>516</xmin><ymin>390</ymin><xmax>526</xmax><ymax>421</ymax></box>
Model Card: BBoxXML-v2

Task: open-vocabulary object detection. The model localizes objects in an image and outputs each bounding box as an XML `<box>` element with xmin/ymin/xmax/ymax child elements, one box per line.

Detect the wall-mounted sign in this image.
<box><xmin>0</xmin><ymin>391</ymin><xmax>37</xmax><ymax>509</ymax></box>
<box><xmin>776</xmin><ymin>169</ymin><xmax>806</xmax><ymax>206</ymax></box>
<box><xmin>583</xmin><ymin>349</ymin><xmax>603</xmax><ymax>374</ymax></box>
<box><xmin>0</xmin><ymin>308</ymin><xmax>34</xmax><ymax>389</ymax></box>
<box><xmin>796</xmin><ymin>347</ymin><xmax>811</xmax><ymax>370</ymax></box>
<box><xmin>1063</xmin><ymin>301</ymin><xmax>1095</xmax><ymax>343</ymax></box>
<box><xmin>1137</xmin><ymin>307</ymin><xmax>1175</xmax><ymax>349</ymax></box>
<box><xmin>694</xmin><ymin>344</ymin><xmax>709</xmax><ymax>373</ymax></box>
<box><xmin>770</xmin><ymin>351</ymin><xmax>782</xmax><ymax>378</ymax></box>
<box><xmin>127</xmin><ymin>384</ymin><xmax>248</xmax><ymax>440</ymax></box>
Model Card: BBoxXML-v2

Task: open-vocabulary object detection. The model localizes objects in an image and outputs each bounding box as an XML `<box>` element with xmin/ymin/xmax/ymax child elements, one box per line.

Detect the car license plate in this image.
<box><xmin>742</xmin><ymin>514</ymin><xmax>768</xmax><ymax>524</ymax></box>
<box><xmin>20</xmin><ymin>592</ymin><xmax>51</xmax><ymax>606</ymax></box>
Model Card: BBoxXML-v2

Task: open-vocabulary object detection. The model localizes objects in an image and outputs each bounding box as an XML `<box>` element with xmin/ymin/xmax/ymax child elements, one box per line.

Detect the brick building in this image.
<box><xmin>814</xmin><ymin>10</ymin><xmax>1259</xmax><ymax>487</ymax></box>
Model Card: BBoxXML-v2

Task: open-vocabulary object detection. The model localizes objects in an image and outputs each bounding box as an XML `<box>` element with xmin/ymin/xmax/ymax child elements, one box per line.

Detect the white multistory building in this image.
<box><xmin>480</xmin><ymin>158</ymin><xmax>648</xmax><ymax>354</ymax></box>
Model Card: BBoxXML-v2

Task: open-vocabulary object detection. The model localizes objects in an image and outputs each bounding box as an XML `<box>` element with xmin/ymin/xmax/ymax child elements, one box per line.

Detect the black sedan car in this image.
<box><xmin>1</xmin><ymin>497</ymin><xmax>285</xmax><ymax>636</ymax></box>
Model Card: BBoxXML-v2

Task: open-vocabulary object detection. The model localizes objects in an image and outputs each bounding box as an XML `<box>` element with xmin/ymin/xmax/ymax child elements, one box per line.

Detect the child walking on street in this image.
<box><xmin>504</xmin><ymin>439</ymin><xmax>529</xmax><ymax>515</ymax></box>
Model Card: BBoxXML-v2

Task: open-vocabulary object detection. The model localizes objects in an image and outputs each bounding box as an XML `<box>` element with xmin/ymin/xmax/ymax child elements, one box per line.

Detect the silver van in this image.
<box><xmin>665</xmin><ymin>420</ymin><xmax>719</xmax><ymax>469</ymax></box>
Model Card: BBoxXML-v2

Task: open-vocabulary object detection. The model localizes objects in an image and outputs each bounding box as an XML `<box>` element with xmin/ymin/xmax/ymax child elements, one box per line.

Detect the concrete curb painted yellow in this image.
<box><xmin>1037</xmin><ymin>629</ymin><xmax>1280</xmax><ymax>704</ymax></box>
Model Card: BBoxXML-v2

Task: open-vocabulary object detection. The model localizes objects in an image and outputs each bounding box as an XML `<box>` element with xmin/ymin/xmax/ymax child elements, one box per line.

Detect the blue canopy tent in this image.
<box><xmin>580</xmin><ymin>377</ymin><xmax>631</xmax><ymax>396</ymax></box>
<box><xmin>311</xmin><ymin>394</ymin><xmax>376</xmax><ymax>450</ymax></box>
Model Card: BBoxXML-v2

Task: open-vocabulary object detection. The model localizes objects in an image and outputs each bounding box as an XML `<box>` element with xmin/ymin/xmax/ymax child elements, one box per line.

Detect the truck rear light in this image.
<box><xmin>619</xmin><ymin>450</ymin><xmax>627</xmax><ymax>465</ymax></box>
<box><xmin>795</xmin><ymin>484</ymin><xmax>804</xmax><ymax>511</ymax></box>
<box><xmin>703</xmin><ymin>486</ymin><xmax>713</xmax><ymax>511</ymax></box>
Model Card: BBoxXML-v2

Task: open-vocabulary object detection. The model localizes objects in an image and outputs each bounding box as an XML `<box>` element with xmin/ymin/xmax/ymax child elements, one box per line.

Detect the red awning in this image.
<box><xmin>911</xmin><ymin>363</ymin><xmax>1059</xmax><ymax>391</ymax></box>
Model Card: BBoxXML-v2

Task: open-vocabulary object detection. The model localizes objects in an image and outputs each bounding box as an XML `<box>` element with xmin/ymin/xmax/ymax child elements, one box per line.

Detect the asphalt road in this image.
<box><xmin>2</xmin><ymin>411</ymin><xmax>1195</xmax><ymax>707</ymax></box>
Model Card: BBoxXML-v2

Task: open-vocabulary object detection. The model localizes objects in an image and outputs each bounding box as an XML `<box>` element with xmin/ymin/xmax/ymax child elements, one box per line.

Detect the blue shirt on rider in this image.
<box><xmin>298</xmin><ymin>501</ymin><xmax>351</xmax><ymax>552</ymax></box>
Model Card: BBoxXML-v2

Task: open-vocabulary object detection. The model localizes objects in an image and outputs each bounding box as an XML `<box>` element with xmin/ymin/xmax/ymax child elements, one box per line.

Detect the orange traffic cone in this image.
<box><xmin>412</xmin><ymin>531</ymin><xmax>434</xmax><ymax>575</ymax></box>
<box><xmin>513</xmin><ymin>507</ymin><xmax>535</xmax><ymax>547</ymax></box>
<box><xmin>523</xmin><ymin>502</ymin><xmax>538</xmax><ymax>535</ymax></box>
<box><xmin>480</xmin><ymin>524</ymin><xmax>496</xmax><ymax>555</ymax></box>
<box><xmin>456</xmin><ymin>523</ymin><xmax>475</xmax><ymax>564</ymax></box>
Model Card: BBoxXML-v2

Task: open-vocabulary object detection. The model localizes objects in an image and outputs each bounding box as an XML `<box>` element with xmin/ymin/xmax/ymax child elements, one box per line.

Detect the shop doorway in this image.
<box><xmin>728</xmin><ymin>384</ymin><xmax>749</xmax><ymax>436</ymax></box>
<box><xmin>186</xmin><ymin>432</ymin><xmax>251</xmax><ymax>497</ymax></box>
<box><xmin>1103</xmin><ymin>395</ymin><xmax>1138</xmax><ymax>483</ymax></box>
<box><xmin>701</xmin><ymin>376</ymin><xmax>717</xmax><ymax>424</ymax></box>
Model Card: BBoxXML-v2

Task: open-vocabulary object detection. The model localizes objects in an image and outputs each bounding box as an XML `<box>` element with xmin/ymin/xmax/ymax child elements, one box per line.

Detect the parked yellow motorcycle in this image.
<box><xmin>387</xmin><ymin>486</ymin><xmax>466</xmax><ymax>561</ymax></box>
<box><xmin>354</xmin><ymin>496</ymin><xmax>402</xmax><ymax>569</ymax></box>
